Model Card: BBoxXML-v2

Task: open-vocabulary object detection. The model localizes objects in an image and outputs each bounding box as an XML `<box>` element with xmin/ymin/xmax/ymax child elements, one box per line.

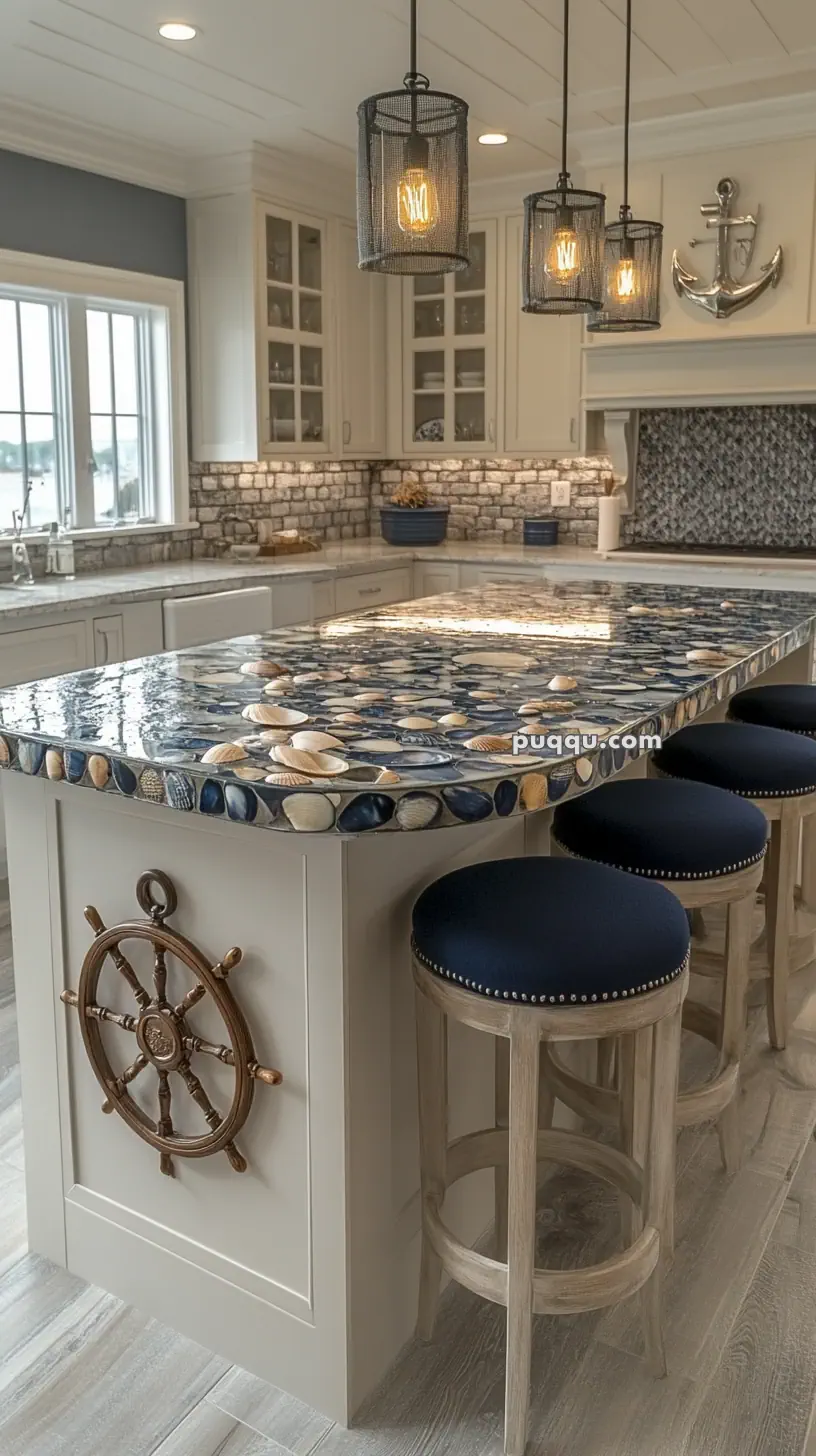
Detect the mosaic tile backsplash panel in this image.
<box><xmin>625</xmin><ymin>405</ymin><xmax>816</xmax><ymax>549</ymax></box>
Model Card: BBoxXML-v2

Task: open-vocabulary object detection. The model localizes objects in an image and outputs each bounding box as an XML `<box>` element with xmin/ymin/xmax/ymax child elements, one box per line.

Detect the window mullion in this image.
<box><xmin>108</xmin><ymin>312</ymin><xmax>120</xmax><ymax>521</ymax></box>
<box><xmin>67</xmin><ymin>298</ymin><xmax>94</xmax><ymax>528</ymax></box>
<box><xmin>15</xmin><ymin>300</ymin><xmax>29</xmax><ymax>526</ymax></box>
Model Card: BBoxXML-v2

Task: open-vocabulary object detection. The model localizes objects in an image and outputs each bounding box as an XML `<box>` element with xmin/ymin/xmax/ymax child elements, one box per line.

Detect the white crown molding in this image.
<box><xmin>186</xmin><ymin>143</ymin><xmax>357</xmax><ymax>219</ymax></box>
<box><xmin>571</xmin><ymin>91</ymin><xmax>816</xmax><ymax>169</ymax></box>
<box><xmin>0</xmin><ymin>97</ymin><xmax>188</xmax><ymax>195</ymax></box>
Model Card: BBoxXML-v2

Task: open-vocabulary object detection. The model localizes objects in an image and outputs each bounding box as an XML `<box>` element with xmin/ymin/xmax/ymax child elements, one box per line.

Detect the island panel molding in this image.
<box><xmin>0</xmin><ymin>581</ymin><xmax>813</xmax><ymax>835</ymax></box>
<box><xmin>60</xmin><ymin>869</ymin><xmax>283</xmax><ymax>1179</ymax></box>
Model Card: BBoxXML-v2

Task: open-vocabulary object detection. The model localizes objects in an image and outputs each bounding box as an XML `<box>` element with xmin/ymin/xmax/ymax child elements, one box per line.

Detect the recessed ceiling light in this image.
<box><xmin>478</xmin><ymin>132</ymin><xmax>508</xmax><ymax>146</ymax></box>
<box><xmin>158</xmin><ymin>21</ymin><xmax>198</xmax><ymax>41</ymax></box>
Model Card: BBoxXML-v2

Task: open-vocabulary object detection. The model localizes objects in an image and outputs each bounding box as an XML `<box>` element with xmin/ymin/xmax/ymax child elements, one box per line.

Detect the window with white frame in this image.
<box><xmin>0</xmin><ymin>268</ymin><xmax>184</xmax><ymax>533</ymax></box>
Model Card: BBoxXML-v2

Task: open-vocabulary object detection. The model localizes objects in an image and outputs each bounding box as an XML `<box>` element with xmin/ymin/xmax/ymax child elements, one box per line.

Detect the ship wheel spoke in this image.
<box><xmin>174</xmin><ymin>982</ymin><xmax>206</xmax><ymax>1019</ymax></box>
<box><xmin>102</xmin><ymin>1052</ymin><xmax>149</xmax><ymax>1113</ymax></box>
<box><xmin>85</xmin><ymin>907</ymin><xmax>151</xmax><ymax>1010</ymax></box>
<box><xmin>156</xmin><ymin>1069</ymin><xmax>175</xmax><ymax>1178</ymax></box>
<box><xmin>183</xmin><ymin>1033</ymin><xmax>282</xmax><ymax>1086</ymax></box>
<box><xmin>153</xmin><ymin>945</ymin><xmax>169</xmax><ymax>1006</ymax></box>
<box><xmin>61</xmin><ymin>991</ymin><xmax>139</xmax><ymax>1035</ymax></box>
<box><xmin>177</xmin><ymin>1060</ymin><xmax>247</xmax><ymax>1172</ymax></box>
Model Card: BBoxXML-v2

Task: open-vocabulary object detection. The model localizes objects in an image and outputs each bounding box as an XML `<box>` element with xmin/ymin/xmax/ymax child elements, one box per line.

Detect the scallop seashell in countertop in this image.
<box><xmin>139</xmin><ymin>768</ymin><xmax>165</xmax><ymax>803</ymax></box>
<box><xmin>240</xmin><ymin>660</ymin><xmax>285</xmax><ymax>677</ymax></box>
<box><xmin>264</xmin><ymin>770</ymin><xmax>313</xmax><ymax>787</ymax></box>
<box><xmin>233</xmin><ymin>765</ymin><xmax>268</xmax><ymax>781</ymax></box>
<box><xmin>354</xmin><ymin>690</ymin><xmax>387</xmax><ymax>703</ymax></box>
<box><xmin>0</xmin><ymin>736</ymin><xmax>9</xmax><ymax>767</ymax></box>
<box><xmin>88</xmin><ymin>754</ymin><xmax>110</xmax><ymax>789</ymax></box>
<box><xmin>201</xmin><ymin>742</ymin><xmax>249</xmax><ymax>764</ymax></box>
<box><xmin>333</xmin><ymin>711</ymin><xmax>365</xmax><ymax>724</ymax></box>
<box><xmin>242</xmin><ymin>703</ymin><xmax>309</xmax><ymax>726</ymax></box>
<box><xmin>396</xmin><ymin>792</ymin><xmax>442</xmax><ymax>830</ymax></box>
<box><xmin>520</xmin><ymin>773</ymin><xmax>549</xmax><ymax>810</ymax></box>
<box><xmin>548</xmin><ymin>675</ymin><xmax>577</xmax><ymax>691</ymax></box>
<box><xmin>686</xmin><ymin>648</ymin><xmax>729</xmax><ymax>665</ymax></box>
<box><xmin>262</xmin><ymin>677</ymin><xmax>295</xmax><ymax>695</ymax></box>
<box><xmin>454</xmin><ymin>650</ymin><xmax>536</xmax><ymax>670</ymax></box>
<box><xmin>347</xmin><ymin>738</ymin><xmax>402</xmax><ymax>754</ymax></box>
<box><xmin>468</xmin><ymin>690</ymin><xmax>498</xmax><ymax>700</ymax></box>
<box><xmin>396</xmin><ymin>716</ymin><xmax>437</xmax><ymax>730</ymax></box>
<box><xmin>272</xmin><ymin>745</ymin><xmax>350</xmax><ymax>777</ymax></box>
<box><xmin>376</xmin><ymin>768</ymin><xmax>401</xmax><ymax>785</ymax></box>
<box><xmin>289</xmin><ymin>730</ymin><xmax>344</xmax><ymax>752</ymax></box>
<box><xmin>282</xmin><ymin>793</ymin><xmax>336</xmax><ymax>832</ymax></box>
<box><xmin>392</xmin><ymin>693</ymin><xmax>423</xmax><ymax>704</ymax></box>
<box><xmin>464</xmin><ymin>734</ymin><xmax>513</xmax><ymax>752</ymax></box>
<box><xmin>438</xmin><ymin>713</ymin><xmax>468</xmax><ymax>728</ymax></box>
<box><xmin>258</xmin><ymin>727</ymin><xmax>294</xmax><ymax>744</ymax></box>
<box><xmin>292</xmin><ymin>671</ymin><xmax>325</xmax><ymax>684</ymax></box>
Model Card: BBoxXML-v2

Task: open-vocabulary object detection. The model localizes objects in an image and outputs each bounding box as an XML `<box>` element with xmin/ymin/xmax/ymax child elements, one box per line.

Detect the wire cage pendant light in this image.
<box><xmin>357</xmin><ymin>0</ymin><xmax>470</xmax><ymax>275</ymax></box>
<box><xmin>588</xmin><ymin>0</ymin><xmax>663</xmax><ymax>332</ymax></box>
<box><xmin>522</xmin><ymin>0</ymin><xmax>605</xmax><ymax>315</ymax></box>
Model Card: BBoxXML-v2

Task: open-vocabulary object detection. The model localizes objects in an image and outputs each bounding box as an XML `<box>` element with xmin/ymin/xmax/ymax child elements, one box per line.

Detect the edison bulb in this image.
<box><xmin>614</xmin><ymin>256</ymin><xmax>637</xmax><ymax>300</ymax></box>
<box><xmin>546</xmin><ymin>226</ymin><xmax>581</xmax><ymax>284</ymax></box>
<box><xmin>397</xmin><ymin>167</ymin><xmax>440</xmax><ymax>237</ymax></box>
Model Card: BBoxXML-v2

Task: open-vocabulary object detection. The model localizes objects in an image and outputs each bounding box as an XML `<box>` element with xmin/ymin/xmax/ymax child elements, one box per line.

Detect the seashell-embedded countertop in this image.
<box><xmin>0</xmin><ymin>579</ymin><xmax>814</xmax><ymax>835</ymax></box>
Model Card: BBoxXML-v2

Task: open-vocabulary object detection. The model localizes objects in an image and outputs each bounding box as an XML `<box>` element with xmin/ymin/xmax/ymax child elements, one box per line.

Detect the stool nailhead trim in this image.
<box><xmin>656</xmin><ymin>767</ymin><xmax>816</xmax><ymax>800</ymax></box>
<box><xmin>550</xmin><ymin>835</ymin><xmax>766</xmax><ymax>881</ymax></box>
<box><xmin>410</xmin><ymin>940</ymin><xmax>691</xmax><ymax>1005</ymax></box>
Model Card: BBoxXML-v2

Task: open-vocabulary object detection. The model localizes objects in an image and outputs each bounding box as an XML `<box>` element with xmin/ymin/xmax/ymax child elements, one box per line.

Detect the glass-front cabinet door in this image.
<box><xmin>261</xmin><ymin>206</ymin><xmax>328</xmax><ymax>453</ymax></box>
<box><xmin>404</xmin><ymin>221</ymin><xmax>496</xmax><ymax>454</ymax></box>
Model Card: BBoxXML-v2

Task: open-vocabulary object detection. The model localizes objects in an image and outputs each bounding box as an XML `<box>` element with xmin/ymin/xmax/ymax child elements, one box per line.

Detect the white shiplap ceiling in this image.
<box><xmin>0</xmin><ymin>0</ymin><xmax>815</xmax><ymax>192</ymax></box>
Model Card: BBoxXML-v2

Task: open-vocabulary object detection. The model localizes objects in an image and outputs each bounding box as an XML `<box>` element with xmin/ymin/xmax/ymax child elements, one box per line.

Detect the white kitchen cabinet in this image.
<box><xmin>412</xmin><ymin>562</ymin><xmax>460</xmax><ymax>598</ymax></box>
<box><xmin>188</xmin><ymin>192</ymin><xmax>335</xmax><ymax>462</ymax></box>
<box><xmin>334</xmin><ymin>567</ymin><xmax>413</xmax><ymax>615</ymax></box>
<box><xmin>338</xmin><ymin>223</ymin><xmax>386</xmax><ymax>457</ymax></box>
<box><xmin>311</xmin><ymin>578</ymin><xmax>336</xmax><ymax>622</ymax></box>
<box><xmin>503</xmin><ymin>215</ymin><xmax>582</xmax><ymax>456</ymax></box>
<box><xmin>402</xmin><ymin>222</ymin><xmax>498</xmax><ymax>456</ymax></box>
<box><xmin>92</xmin><ymin>614</ymin><xmax>124</xmax><ymax>666</ymax></box>
<box><xmin>0</xmin><ymin>618</ymin><xmax>89</xmax><ymax>689</ymax></box>
<box><xmin>270</xmin><ymin>578</ymin><xmax>314</xmax><ymax>627</ymax></box>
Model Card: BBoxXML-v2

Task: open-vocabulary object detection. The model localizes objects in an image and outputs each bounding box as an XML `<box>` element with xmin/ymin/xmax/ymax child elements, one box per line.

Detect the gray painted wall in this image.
<box><xmin>0</xmin><ymin>148</ymin><xmax>186</xmax><ymax>280</ymax></box>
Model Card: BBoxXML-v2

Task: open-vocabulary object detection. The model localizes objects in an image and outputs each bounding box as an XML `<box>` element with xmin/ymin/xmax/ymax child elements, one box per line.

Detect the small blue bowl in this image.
<box><xmin>523</xmin><ymin>517</ymin><xmax>559</xmax><ymax>547</ymax></box>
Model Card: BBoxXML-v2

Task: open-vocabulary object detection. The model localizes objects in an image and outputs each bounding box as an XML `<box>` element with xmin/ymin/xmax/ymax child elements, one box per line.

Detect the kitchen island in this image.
<box><xmin>1</xmin><ymin>578</ymin><xmax>815</xmax><ymax>1425</ymax></box>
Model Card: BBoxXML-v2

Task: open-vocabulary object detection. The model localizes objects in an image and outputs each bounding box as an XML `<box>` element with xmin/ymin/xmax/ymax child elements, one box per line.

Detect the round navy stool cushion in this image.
<box><xmin>552</xmin><ymin>778</ymin><xmax>767</xmax><ymax>881</ymax></box>
<box><xmin>729</xmin><ymin>684</ymin><xmax>816</xmax><ymax>737</ymax></box>
<box><xmin>411</xmin><ymin>857</ymin><xmax>690</xmax><ymax>1006</ymax></box>
<box><xmin>652</xmin><ymin>722</ymin><xmax>816</xmax><ymax>800</ymax></box>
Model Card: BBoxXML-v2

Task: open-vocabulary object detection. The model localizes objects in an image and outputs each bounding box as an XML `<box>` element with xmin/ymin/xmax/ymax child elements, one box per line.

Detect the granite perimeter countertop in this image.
<box><xmin>2</xmin><ymin>539</ymin><xmax>816</xmax><ymax>624</ymax></box>
<box><xmin>0</xmin><ymin>579</ymin><xmax>813</xmax><ymax>836</ymax></box>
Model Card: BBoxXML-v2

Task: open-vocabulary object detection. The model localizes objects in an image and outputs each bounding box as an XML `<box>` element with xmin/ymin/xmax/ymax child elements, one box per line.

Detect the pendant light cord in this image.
<box><xmin>404</xmin><ymin>0</ymin><xmax>429</xmax><ymax>91</ymax></box>
<box><xmin>559</xmin><ymin>0</ymin><xmax>570</xmax><ymax>185</ymax></box>
<box><xmin>622</xmin><ymin>0</ymin><xmax>632</xmax><ymax>218</ymax></box>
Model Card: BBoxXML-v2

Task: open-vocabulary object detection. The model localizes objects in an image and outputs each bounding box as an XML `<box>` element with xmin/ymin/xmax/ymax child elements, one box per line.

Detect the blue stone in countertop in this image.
<box><xmin>18</xmin><ymin>740</ymin><xmax>46</xmax><ymax>776</ymax></box>
<box><xmin>337</xmin><ymin>793</ymin><xmax>395</xmax><ymax>833</ymax></box>
<box><xmin>494</xmin><ymin>779</ymin><xmax>519</xmax><ymax>817</ymax></box>
<box><xmin>442</xmin><ymin>785</ymin><xmax>494</xmax><ymax>822</ymax></box>
<box><xmin>165</xmin><ymin>772</ymin><xmax>196</xmax><ymax>812</ymax></box>
<box><xmin>199</xmin><ymin>779</ymin><xmax>225</xmax><ymax>816</ymax></box>
<box><xmin>225</xmin><ymin>783</ymin><xmax>258</xmax><ymax>823</ymax></box>
<box><xmin>64</xmin><ymin>748</ymin><xmax>87</xmax><ymax>783</ymax></box>
<box><xmin>112</xmin><ymin>759</ymin><xmax>138</xmax><ymax>795</ymax></box>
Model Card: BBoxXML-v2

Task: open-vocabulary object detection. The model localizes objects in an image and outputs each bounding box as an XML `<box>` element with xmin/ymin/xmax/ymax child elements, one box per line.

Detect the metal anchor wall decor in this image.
<box><xmin>671</xmin><ymin>177</ymin><xmax>783</xmax><ymax>320</ymax></box>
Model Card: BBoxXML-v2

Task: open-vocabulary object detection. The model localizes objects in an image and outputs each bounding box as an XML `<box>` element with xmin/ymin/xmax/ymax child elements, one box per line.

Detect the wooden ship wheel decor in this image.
<box><xmin>60</xmin><ymin>870</ymin><xmax>282</xmax><ymax>1178</ymax></box>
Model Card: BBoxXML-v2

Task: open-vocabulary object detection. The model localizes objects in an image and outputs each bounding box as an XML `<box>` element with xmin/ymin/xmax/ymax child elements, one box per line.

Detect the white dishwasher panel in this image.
<box><xmin>163</xmin><ymin>586</ymin><xmax>273</xmax><ymax>651</ymax></box>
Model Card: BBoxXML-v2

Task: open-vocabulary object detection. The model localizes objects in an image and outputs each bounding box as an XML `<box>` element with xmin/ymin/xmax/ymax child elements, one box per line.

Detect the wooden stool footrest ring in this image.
<box><xmin>426</xmin><ymin>1125</ymin><xmax>657</xmax><ymax>1316</ymax></box>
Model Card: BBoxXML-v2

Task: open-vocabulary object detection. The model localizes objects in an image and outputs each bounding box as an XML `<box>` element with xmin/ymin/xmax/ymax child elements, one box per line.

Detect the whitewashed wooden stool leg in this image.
<box><xmin>765</xmin><ymin>803</ymin><xmax>799</xmax><ymax>1051</ymax></box>
<box><xmin>596</xmin><ymin>1037</ymin><xmax>617</xmax><ymax>1090</ymax></box>
<box><xmin>415</xmin><ymin>982</ymin><xmax>447</xmax><ymax>1342</ymax></box>
<box><xmin>495</xmin><ymin>1035</ymin><xmax>510</xmax><ymax>1261</ymax></box>
<box><xmin>641</xmin><ymin>1006</ymin><xmax>682</xmax><ymax>1377</ymax></box>
<box><xmin>716</xmin><ymin>891</ymin><xmax>753</xmax><ymax>1174</ymax></box>
<box><xmin>619</xmin><ymin>1026</ymin><xmax>653</xmax><ymax>1249</ymax></box>
<box><xmin>504</xmin><ymin>1017</ymin><xmax>540</xmax><ymax>1456</ymax></box>
<box><xmin>801</xmin><ymin>808</ymin><xmax>816</xmax><ymax>916</ymax></box>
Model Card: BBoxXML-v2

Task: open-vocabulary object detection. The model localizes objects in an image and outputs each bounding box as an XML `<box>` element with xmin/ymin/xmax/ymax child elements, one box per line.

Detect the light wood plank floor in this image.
<box><xmin>3</xmin><ymin>890</ymin><xmax>816</xmax><ymax>1455</ymax></box>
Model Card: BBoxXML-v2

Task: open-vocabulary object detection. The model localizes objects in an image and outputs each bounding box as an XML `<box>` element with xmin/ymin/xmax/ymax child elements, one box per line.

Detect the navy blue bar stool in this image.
<box><xmin>652</xmin><ymin>721</ymin><xmax>816</xmax><ymax>1050</ymax></box>
<box><xmin>411</xmin><ymin>856</ymin><xmax>690</xmax><ymax>1456</ymax></box>
<box><xmin>550</xmin><ymin>778</ymin><xmax>767</xmax><ymax>1177</ymax></box>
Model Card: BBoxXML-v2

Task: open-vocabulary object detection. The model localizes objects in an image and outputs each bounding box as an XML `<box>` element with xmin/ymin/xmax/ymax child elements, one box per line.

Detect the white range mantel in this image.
<box><xmin>583</xmin><ymin>333</ymin><xmax>816</xmax><ymax>412</ymax></box>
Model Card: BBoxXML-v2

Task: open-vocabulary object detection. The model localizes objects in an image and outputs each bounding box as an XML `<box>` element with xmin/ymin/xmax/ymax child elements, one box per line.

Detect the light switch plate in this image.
<box><xmin>551</xmin><ymin>481</ymin><xmax>571</xmax><ymax>507</ymax></box>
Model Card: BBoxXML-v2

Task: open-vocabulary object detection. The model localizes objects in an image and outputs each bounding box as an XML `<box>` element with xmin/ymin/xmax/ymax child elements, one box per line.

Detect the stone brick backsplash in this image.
<box><xmin>189</xmin><ymin>461</ymin><xmax>371</xmax><ymax>556</ymax></box>
<box><xmin>0</xmin><ymin>525</ymin><xmax>199</xmax><ymax>580</ymax></box>
<box><xmin>371</xmin><ymin>459</ymin><xmax>610</xmax><ymax>545</ymax></box>
<box><xmin>189</xmin><ymin>457</ymin><xmax>611</xmax><ymax>553</ymax></box>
